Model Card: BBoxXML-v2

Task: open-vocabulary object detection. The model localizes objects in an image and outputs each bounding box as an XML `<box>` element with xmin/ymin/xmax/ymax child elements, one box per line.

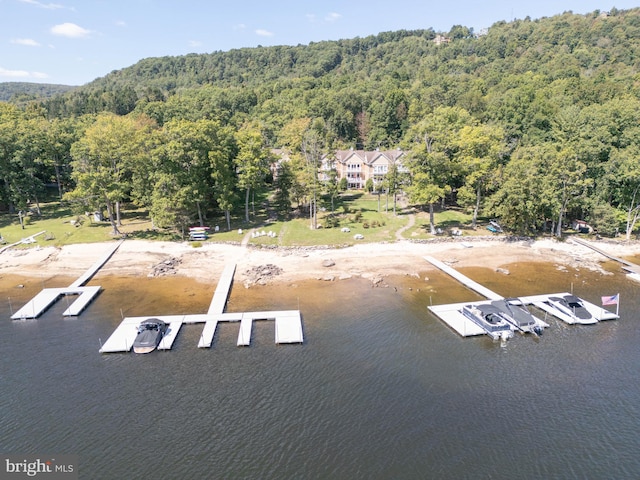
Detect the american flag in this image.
<box><xmin>601</xmin><ymin>294</ymin><xmax>619</xmax><ymax>306</ymax></box>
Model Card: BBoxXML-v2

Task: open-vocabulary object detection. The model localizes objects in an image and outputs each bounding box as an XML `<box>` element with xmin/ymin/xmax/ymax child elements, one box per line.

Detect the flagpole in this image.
<box><xmin>616</xmin><ymin>293</ymin><xmax>620</xmax><ymax>317</ymax></box>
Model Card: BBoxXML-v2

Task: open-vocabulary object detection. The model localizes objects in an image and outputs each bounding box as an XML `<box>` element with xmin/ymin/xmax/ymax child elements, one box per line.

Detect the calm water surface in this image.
<box><xmin>1</xmin><ymin>260</ymin><xmax>639</xmax><ymax>479</ymax></box>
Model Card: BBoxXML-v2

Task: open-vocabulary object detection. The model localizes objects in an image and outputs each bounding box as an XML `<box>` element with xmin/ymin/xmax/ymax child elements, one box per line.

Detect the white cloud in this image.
<box><xmin>11</xmin><ymin>38</ymin><xmax>42</xmax><ymax>47</ymax></box>
<box><xmin>0</xmin><ymin>66</ymin><xmax>48</xmax><ymax>79</ymax></box>
<box><xmin>233</xmin><ymin>23</ymin><xmax>246</xmax><ymax>31</ymax></box>
<box><xmin>0</xmin><ymin>67</ymin><xmax>29</xmax><ymax>78</ymax></box>
<box><xmin>306</xmin><ymin>14</ymin><xmax>317</xmax><ymax>23</ymax></box>
<box><xmin>115</xmin><ymin>20</ymin><xmax>127</xmax><ymax>27</ymax></box>
<box><xmin>51</xmin><ymin>22</ymin><xmax>91</xmax><ymax>38</ymax></box>
<box><xmin>255</xmin><ymin>29</ymin><xmax>274</xmax><ymax>37</ymax></box>
<box><xmin>20</xmin><ymin>0</ymin><xmax>64</xmax><ymax>9</ymax></box>
<box><xmin>325</xmin><ymin>12</ymin><xmax>342</xmax><ymax>22</ymax></box>
<box><xmin>189</xmin><ymin>40</ymin><xmax>202</xmax><ymax>47</ymax></box>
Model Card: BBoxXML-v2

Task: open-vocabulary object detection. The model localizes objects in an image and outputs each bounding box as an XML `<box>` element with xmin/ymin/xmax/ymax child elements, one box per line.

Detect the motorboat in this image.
<box><xmin>546</xmin><ymin>295</ymin><xmax>597</xmax><ymax>325</ymax></box>
<box><xmin>487</xmin><ymin>220</ymin><xmax>503</xmax><ymax>233</ymax></box>
<box><xmin>461</xmin><ymin>304</ymin><xmax>514</xmax><ymax>340</ymax></box>
<box><xmin>133</xmin><ymin>318</ymin><xmax>168</xmax><ymax>354</ymax></box>
<box><xmin>492</xmin><ymin>298</ymin><xmax>544</xmax><ymax>336</ymax></box>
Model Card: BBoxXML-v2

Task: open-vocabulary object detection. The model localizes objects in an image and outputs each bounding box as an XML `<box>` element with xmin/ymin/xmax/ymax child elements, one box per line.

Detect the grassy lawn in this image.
<box><xmin>247</xmin><ymin>192</ymin><xmax>409</xmax><ymax>246</ymax></box>
<box><xmin>0</xmin><ymin>192</ymin><xmax>499</xmax><ymax>249</ymax></box>
<box><xmin>0</xmin><ymin>203</ymin><xmax>114</xmax><ymax>247</ymax></box>
<box><xmin>402</xmin><ymin>208</ymin><xmax>500</xmax><ymax>240</ymax></box>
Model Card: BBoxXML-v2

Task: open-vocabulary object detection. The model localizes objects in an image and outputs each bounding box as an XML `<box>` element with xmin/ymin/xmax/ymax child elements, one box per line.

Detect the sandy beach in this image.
<box><xmin>2</xmin><ymin>236</ymin><xmax>639</xmax><ymax>287</ymax></box>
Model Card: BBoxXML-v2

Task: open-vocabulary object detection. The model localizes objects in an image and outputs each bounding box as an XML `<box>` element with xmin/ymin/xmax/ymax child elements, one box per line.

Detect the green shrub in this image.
<box><xmin>323</xmin><ymin>215</ymin><xmax>340</xmax><ymax>228</ymax></box>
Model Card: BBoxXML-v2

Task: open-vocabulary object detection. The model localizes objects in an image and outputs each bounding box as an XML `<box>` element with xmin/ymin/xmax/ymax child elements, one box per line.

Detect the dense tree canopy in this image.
<box><xmin>2</xmin><ymin>8</ymin><xmax>640</xmax><ymax>236</ymax></box>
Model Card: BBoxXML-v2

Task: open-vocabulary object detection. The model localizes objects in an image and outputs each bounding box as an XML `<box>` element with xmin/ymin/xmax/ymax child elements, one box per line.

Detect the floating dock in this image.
<box><xmin>11</xmin><ymin>240</ymin><xmax>123</xmax><ymax>320</ymax></box>
<box><xmin>236</xmin><ymin>310</ymin><xmax>303</xmax><ymax>346</ymax></box>
<box><xmin>521</xmin><ymin>292</ymin><xmax>619</xmax><ymax>324</ymax></box>
<box><xmin>424</xmin><ymin>256</ymin><xmax>617</xmax><ymax>338</ymax></box>
<box><xmin>428</xmin><ymin>302</ymin><xmax>487</xmax><ymax>337</ymax></box>
<box><xmin>99</xmin><ymin>264</ymin><xmax>304</xmax><ymax>353</ymax></box>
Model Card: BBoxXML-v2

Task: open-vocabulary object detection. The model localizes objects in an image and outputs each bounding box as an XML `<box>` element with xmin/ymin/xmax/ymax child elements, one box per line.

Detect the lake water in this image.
<box><xmin>1</xmin><ymin>259</ymin><xmax>639</xmax><ymax>479</ymax></box>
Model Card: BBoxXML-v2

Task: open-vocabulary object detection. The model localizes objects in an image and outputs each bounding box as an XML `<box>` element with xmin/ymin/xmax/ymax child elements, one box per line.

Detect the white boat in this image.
<box><xmin>546</xmin><ymin>295</ymin><xmax>597</xmax><ymax>325</ymax></box>
<box><xmin>492</xmin><ymin>298</ymin><xmax>544</xmax><ymax>336</ymax></box>
<box><xmin>461</xmin><ymin>304</ymin><xmax>514</xmax><ymax>340</ymax></box>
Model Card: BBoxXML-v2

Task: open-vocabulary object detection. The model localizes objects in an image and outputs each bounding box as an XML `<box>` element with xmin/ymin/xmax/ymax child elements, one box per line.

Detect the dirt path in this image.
<box><xmin>396</xmin><ymin>197</ymin><xmax>416</xmax><ymax>240</ymax></box>
<box><xmin>395</xmin><ymin>213</ymin><xmax>415</xmax><ymax>240</ymax></box>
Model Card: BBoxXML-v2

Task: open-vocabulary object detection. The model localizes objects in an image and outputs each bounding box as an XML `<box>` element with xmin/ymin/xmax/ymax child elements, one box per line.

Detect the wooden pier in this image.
<box><xmin>10</xmin><ymin>240</ymin><xmax>123</xmax><ymax>320</ymax></box>
<box><xmin>99</xmin><ymin>264</ymin><xmax>304</xmax><ymax>353</ymax></box>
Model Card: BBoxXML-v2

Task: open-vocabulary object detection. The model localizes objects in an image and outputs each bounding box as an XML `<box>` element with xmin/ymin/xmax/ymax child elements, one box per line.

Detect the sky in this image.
<box><xmin>1</xmin><ymin>0</ymin><xmax>638</xmax><ymax>86</ymax></box>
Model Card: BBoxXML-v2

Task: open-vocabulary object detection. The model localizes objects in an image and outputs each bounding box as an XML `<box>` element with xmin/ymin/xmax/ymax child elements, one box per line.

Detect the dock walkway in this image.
<box><xmin>424</xmin><ymin>256</ymin><xmax>504</xmax><ymax>300</ymax></box>
<box><xmin>11</xmin><ymin>240</ymin><xmax>123</xmax><ymax>319</ymax></box>
<box><xmin>207</xmin><ymin>264</ymin><xmax>236</xmax><ymax>314</ymax></box>
<box><xmin>69</xmin><ymin>240</ymin><xmax>124</xmax><ymax>288</ymax></box>
<box><xmin>571</xmin><ymin>237</ymin><xmax>640</xmax><ymax>275</ymax></box>
<box><xmin>100</xmin><ymin>264</ymin><xmax>304</xmax><ymax>353</ymax></box>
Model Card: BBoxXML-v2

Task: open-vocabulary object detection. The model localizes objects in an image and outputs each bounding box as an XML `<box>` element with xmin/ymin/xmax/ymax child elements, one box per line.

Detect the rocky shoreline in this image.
<box><xmin>1</xmin><ymin>236</ymin><xmax>639</xmax><ymax>288</ymax></box>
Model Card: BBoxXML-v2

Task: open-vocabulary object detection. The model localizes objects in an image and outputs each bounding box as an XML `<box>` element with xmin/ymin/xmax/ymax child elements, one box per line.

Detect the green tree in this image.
<box><xmin>161</xmin><ymin>119</ymin><xmax>220</xmax><ymax>227</ymax></box>
<box><xmin>324</xmin><ymin>167</ymin><xmax>339</xmax><ymax>213</ymax></box>
<box><xmin>547</xmin><ymin>145</ymin><xmax>592</xmax><ymax>237</ymax></box>
<box><xmin>273</xmin><ymin>160</ymin><xmax>295</xmax><ymax>218</ymax></box>
<box><xmin>602</xmin><ymin>145</ymin><xmax>640</xmax><ymax>240</ymax></box>
<box><xmin>487</xmin><ymin>146</ymin><xmax>548</xmax><ymax>234</ymax></box>
<box><xmin>0</xmin><ymin>104</ymin><xmax>27</xmax><ymax>213</ymax></box>
<box><xmin>405</xmin><ymin>106</ymin><xmax>472</xmax><ymax>233</ymax></box>
<box><xmin>66</xmin><ymin>113</ymin><xmax>146</xmax><ymax>235</ymax></box>
<box><xmin>456</xmin><ymin>124</ymin><xmax>506</xmax><ymax>229</ymax></box>
<box><xmin>301</xmin><ymin>128</ymin><xmax>325</xmax><ymax>229</ymax></box>
<box><xmin>382</xmin><ymin>162</ymin><xmax>404</xmax><ymax>215</ymax></box>
<box><xmin>235</xmin><ymin>124</ymin><xmax>271</xmax><ymax>222</ymax></box>
<box><xmin>209</xmin><ymin>125</ymin><xmax>238</xmax><ymax>231</ymax></box>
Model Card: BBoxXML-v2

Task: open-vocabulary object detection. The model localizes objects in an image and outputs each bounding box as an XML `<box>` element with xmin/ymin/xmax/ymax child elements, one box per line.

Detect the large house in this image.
<box><xmin>321</xmin><ymin>149</ymin><xmax>407</xmax><ymax>189</ymax></box>
<box><xmin>271</xmin><ymin>148</ymin><xmax>408</xmax><ymax>190</ymax></box>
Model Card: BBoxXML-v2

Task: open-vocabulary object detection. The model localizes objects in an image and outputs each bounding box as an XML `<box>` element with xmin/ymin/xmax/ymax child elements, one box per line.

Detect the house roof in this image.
<box><xmin>329</xmin><ymin>149</ymin><xmax>405</xmax><ymax>165</ymax></box>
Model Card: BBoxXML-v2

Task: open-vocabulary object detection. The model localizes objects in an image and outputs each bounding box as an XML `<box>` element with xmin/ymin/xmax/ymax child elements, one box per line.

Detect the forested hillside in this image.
<box><xmin>41</xmin><ymin>7</ymin><xmax>640</xmax><ymax>146</ymax></box>
<box><xmin>0</xmin><ymin>82</ymin><xmax>75</xmax><ymax>103</ymax></box>
<box><xmin>2</xmin><ymin>8</ymin><xmax>640</xmax><ymax>238</ymax></box>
